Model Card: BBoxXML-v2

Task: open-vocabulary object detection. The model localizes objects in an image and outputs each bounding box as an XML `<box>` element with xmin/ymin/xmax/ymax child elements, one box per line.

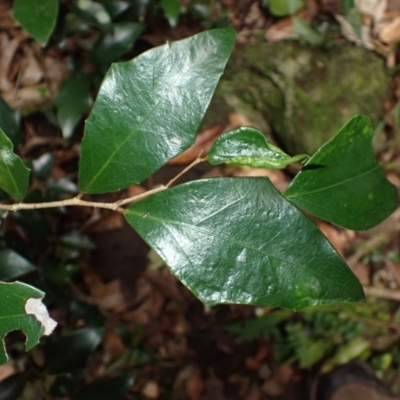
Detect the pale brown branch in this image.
<box><xmin>0</xmin><ymin>153</ymin><xmax>206</xmax><ymax>213</ymax></box>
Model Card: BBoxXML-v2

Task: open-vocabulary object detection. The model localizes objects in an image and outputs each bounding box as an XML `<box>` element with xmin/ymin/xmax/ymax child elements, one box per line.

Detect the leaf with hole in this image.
<box><xmin>125</xmin><ymin>178</ymin><xmax>364</xmax><ymax>309</ymax></box>
<box><xmin>284</xmin><ymin>115</ymin><xmax>398</xmax><ymax>230</ymax></box>
<box><xmin>78</xmin><ymin>28</ymin><xmax>236</xmax><ymax>193</ymax></box>
<box><xmin>207</xmin><ymin>127</ymin><xmax>309</xmax><ymax>169</ymax></box>
<box><xmin>0</xmin><ymin>282</ymin><xmax>56</xmax><ymax>364</ymax></box>
<box><xmin>0</xmin><ymin>128</ymin><xmax>30</xmax><ymax>199</ymax></box>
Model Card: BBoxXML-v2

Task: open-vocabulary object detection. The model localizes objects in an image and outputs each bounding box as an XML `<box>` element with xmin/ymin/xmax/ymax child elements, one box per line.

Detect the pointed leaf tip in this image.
<box><xmin>79</xmin><ymin>28</ymin><xmax>236</xmax><ymax>194</ymax></box>
<box><xmin>284</xmin><ymin>115</ymin><xmax>398</xmax><ymax>230</ymax></box>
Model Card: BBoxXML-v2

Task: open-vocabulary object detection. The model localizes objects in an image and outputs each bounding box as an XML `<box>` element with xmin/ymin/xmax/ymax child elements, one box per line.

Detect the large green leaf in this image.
<box><xmin>12</xmin><ymin>0</ymin><xmax>59</xmax><ymax>46</ymax></box>
<box><xmin>125</xmin><ymin>178</ymin><xmax>364</xmax><ymax>309</ymax></box>
<box><xmin>0</xmin><ymin>128</ymin><xmax>30</xmax><ymax>199</ymax></box>
<box><xmin>207</xmin><ymin>127</ymin><xmax>309</xmax><ymax>169</ymax></box>
<box><xmin>284</xmin><ymin>115</ymin><xmax>398</xmax><ymax>230</ymax></box>
<box><xmin>78</xmin><ymin>28</ymin><xmax>236</xmax><ymax>194</ymax></box>
<box><xmin>0</xmin><ymin>281</ymin><xmax>57</xmax><ymax>364</ymax></box>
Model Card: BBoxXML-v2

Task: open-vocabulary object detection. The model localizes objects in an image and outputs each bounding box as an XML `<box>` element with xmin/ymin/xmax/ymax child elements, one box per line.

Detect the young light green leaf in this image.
<box><xmin>0</xmin><ymin>282</ymin><xmax>57</xmax><ymax>365</ymax></box>
<box><xmin>54</xmin><ymin>74</ymin><xmax>92</xmax><ymax>139</ymax></box>
<box><xmin>0</xmin><ymin>250</ymin><xmax>36</xmax><ymax>281</ymax></box>
<box><xmin>125</xmin><ymin>178</ymin><xmax>364</xmax><ymax>310</ymax></box>
<box><xmin>78</xmin><ymin>28</ymin><xmax>236</xmax><ymax>194</ymax></box>
<box><xmin>284</xmin><ymin>115</ymin><xmax>398</xmax><ymax>230</ymax></box>
<box><xmin>264</xmin><ymin>0</ymin><xmax>304</xmax><ymax>17</ymax></box>
<box><xmin>0</xmin><ymin>128</ymin><xmax>30</xmax><ymax>199</ymax></box>
<box><xmin>207</xmin><ymin>127</ymin><xmax>309</xmax><ymax>169</ymax></box>
<box><xmin>91</xmin><ymin>22</ymin><xmax>144</xmax><ymax>65</ymax></box>
<box><xmin>12</xmin><ymin>0</ymin><xmax>59</xmax><ymax>46</ymax></box>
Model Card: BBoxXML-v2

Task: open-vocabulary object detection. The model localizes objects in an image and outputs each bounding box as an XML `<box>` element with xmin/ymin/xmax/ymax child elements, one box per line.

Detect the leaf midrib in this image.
<box><xmin>127</xmin><ymin>211</ymin><xmax>355</xmax><ymax>292</ymax></box>
<box><xmin>285</xmin><ymin>164</ymin><xmax>379</xmax><ymax>199</ymax></box>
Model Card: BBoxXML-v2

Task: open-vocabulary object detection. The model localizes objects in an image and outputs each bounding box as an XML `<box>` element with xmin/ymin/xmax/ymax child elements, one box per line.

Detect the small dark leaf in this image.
<box><xmin>0</xmin><ymin>373</ymin><xmax>27</xmax><ymax>400</ymax></box>
<box><xmin>91</xmin><ymin>22</ymin><xmax>144</xmax><ymax>65</ymax></box>
<box><xmin>79</xmin><ymin>28</ymin><xmax>236</xmax><ymax>193</ymax></box>
<box><xmin>44</xmin><ymin>328</ymin><xmax>103</xmax><ymax>373</ymax></box>
<box><xmin>75</xmin><ymin>373</ymin><xmax>135</xmax><ymax>400</ymax></box>
<box><xmin>0</xmin><ymin>249</ymin><xmax>36</xmax><ymax>281</ymax></box>
<box><xmin>125</xmin><ymin>178</ymin><xmax>364</xmax><ymax>309</ymax></box>
<box><xmin>0</xmin><ymin>96</ymin><xmax>20</xmax><ymax>147</ymax></box>
<box><xmin>0</xmin><ymin>127</ymin><xmax>30</xmax><ymax>199</ymax></box>
<box><xmin>54</xmin><ymin>74</ymin><xmax>92</xmax><ymax>139</ymax></box>
<box><xmin>284</xmin><ymin>115</ymin><xmax>398</xmax><ymax>230</ymax></box>
<box><xmin>207</xmin><ymin>127</ymin><xmax>309</xmax><ymax>169</ymax></box>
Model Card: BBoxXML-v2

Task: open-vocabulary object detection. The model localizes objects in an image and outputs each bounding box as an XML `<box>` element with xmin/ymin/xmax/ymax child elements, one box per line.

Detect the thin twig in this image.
<box><xmin>0</xmin><ymin>153</ymin><xmax>206</xmax><ymax>213</ymax></box>
<box><xmin>166</xmin><ymin>152</ymin><xmax>205</xmax><ymax>188</ymax></box>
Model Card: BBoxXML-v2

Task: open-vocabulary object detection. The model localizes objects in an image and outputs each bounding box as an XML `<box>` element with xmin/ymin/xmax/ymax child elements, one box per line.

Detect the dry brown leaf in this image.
<box><xmin>19</xmin><ymin>48</ymin><xmax>43</xmax><ymax>86</ymax></box>
<box><xmin>103</xmin><ymin>330</ymin><xmax>125</xmax><ymax>358</ymax></box>
<box><xmin>0</xmin><ymin>34</ymin><xmax>20</xmax><ymax>91</ymax></box>
<box><xmin>317</xmin><ymin>221</ymin><xmax>347</xmax><ymax>256</ymax></box>
<box><xmin>169</xmin><ymin>125</ymin><xmax>223</xmax><ymax>165</ymax></box>
<box><xmin>0</xmin><ymin>364</ymin><xmax>17</xmax><ymax>382</ymax></box>
<box><xmin>142</xmin><ymin>380</ymin><xmax>160</xmax><ymax>399</ymax></box>
<box><xmin>261</xmin><ymin>377</ymin><xmax>284</xmax><ymax>397</ymax></box>
<box><xmin>244</xmin><ymin>385</ymin><xmax>261</xmax><ymax>400</ymax></box>
<box><xmin>86</xmin><ymin>212</ymin><xmax>124</xmax><ymax>233</ymax></box>
<box><xmin>185</xmin><ymin>367</ymin><xmax>204</xmax><ymax>400</ymax></box>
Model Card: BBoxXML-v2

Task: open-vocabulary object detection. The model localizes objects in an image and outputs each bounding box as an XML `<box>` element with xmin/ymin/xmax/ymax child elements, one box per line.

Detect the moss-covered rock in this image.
<box><xmin>205</xmin><ymin>40</ymin><xmax>389</xmax><ymax>155</ymax></box>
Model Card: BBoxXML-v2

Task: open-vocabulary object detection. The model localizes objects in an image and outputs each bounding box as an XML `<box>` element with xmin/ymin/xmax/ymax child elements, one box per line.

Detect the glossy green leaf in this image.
<box><xmin>75</xmin><ymin>374</ymin><xmax>135</xmax><ymax>400</ymax></box>
<box><xmin>264</xmin><ymin>0</ymin><xmax>304</xmax><ymax>16</ymax></box>
<box><xmin>54</xmin><ymin>74</ymin><xmax>92</xmax><ymax>139</ymax></box>
<box><xmin>125</xmin><ymin>178</ymin><xmax>364</xmax><ymax>309</ymax></box>
<box><xmin>160</xmin><ymin>0</ymin><xmax>181</xmax><ymax>27</ymax></box>
<box><xmin>91</xmin><ymin>22</ymin><xmax>144</xmax><ymax>65</ymax></box>
<box><xmin>44</xmin><ymin>328</ymin><xmax>103</xmax><ymax>373</ymax></box>
<box><xmin>79</xmin><ymin>28</ymin><xmax>236</xmax><ymax>193</ymax></box>
<box><xmin>12</xmin><ymin>0</ymin><xmax>59</xmax><ymax>45</ymax></box>
<box><xmin>0</xmin><ymin>249</ymin><xmax>36</xmax><ymax>281</ymax></box>
<box><xmin>284</xmin><ymin>115</ymin><xmax>398</xmax><ymax>230</ymax></box>
<box><xmin>0</xmin><ymin>281</ymin><xmax>57</xmax><ymax>364</ymax></box>
<box><xmin>0</xmin><ymin>128</ymin><xmax>30</xmax><ymax>199</ymax></box>
<box><xmin>0</xmin><ymin>96</ymin><xmax>20</xmax><ymax>148</ymax></box>
<box><xmin>207</xmin><ymin>127</ymin><xmax>309</xmax><ymax>169</ymax></box>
